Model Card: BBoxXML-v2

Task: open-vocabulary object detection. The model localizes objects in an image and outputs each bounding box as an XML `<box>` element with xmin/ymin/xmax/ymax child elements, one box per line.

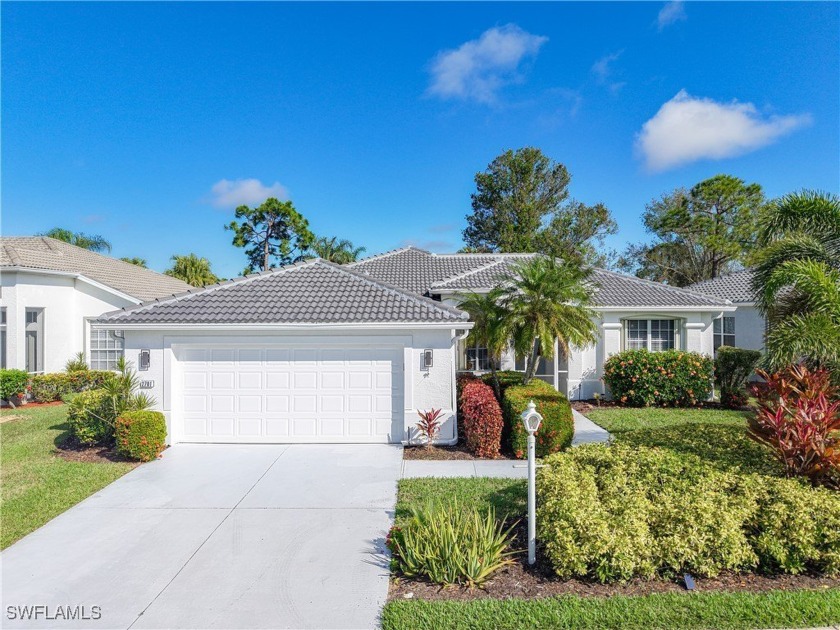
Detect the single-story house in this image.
<box><xmin>0</xmin><ymin>237</ymin><xmax>191</xmax><ymax>373</ymax></box>
<box><xmin>94</xmin><ymin>247</ymin><xmax>735</xmax><ymax>445</ymax></box>
<box><xmin>685</xmin><ymin>269</ymin><xmax>766</xmax><ymax>353</ymax></box>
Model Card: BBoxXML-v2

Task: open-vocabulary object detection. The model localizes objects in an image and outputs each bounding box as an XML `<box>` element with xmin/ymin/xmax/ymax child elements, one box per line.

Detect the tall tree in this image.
<box><xmin>164</xmin><ymin>254</ymin><xmax>219</xmax><ymax>287</ymax></box>
<box><xmin>226</xmin><ymin>198</ymin><xmax>314</xmax><ymax>271</ymax></box>
<box><xmin>752</xmin><ymin>191</ymin><xmax>840</xmax><ymax>372</ymax></box>
<box><xmin>40</xmin><ymin>228</ymin><xmax>112</xmax><ymax>253</ymax></box>
<box><xmin>120</xmin><ymin>257</ymin><xmax>147</xmax><ymax>268</ymax></box>
<box><xmin>457</xmin><ymin>288</ymin><xmax>510</xmax><ymax>396</ymax></box>
<box><xmin>500</xmin><ymin>257</ymin><xmax>599</xmax><ymax>384</ymax></box>
<box><xmin>309</xmin><ymin>236</ymin><xmax>366</xmax><ymax>264</ymax></box>
<box><xmin>462</xmin><ymin>147</ymin><xmax>616</xmax><ymax>263</ymax></box>
<box><xmin>619</xmin><ymin>174</ymin><xmax>765</xmax><ymax>286</ymax></box>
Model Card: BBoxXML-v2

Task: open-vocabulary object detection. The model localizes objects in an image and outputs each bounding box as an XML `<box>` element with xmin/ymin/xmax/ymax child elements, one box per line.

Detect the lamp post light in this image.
<box><xmin>520</xmin><ymin>400</ymin><xmax>543</xmax><ymax>565</ymax></box>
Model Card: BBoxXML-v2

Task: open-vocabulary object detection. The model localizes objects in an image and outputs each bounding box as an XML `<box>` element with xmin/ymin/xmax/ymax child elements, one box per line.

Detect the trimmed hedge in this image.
<box><xmin>482</xmin><ymin>370</ymin><xmax>524</xmax><ymax>397</ymax></box>
<box><xmin>0</xmin><ymin>369</ymin><xmax>30</xmax><ymax>402</ymax></box>
<box><xmin>68</xmin><ymin>389</ymin><xmax>114</xmax><ymax>445</ymax></box>
<box><xmin>714</xmin><ymin>346</ymin><xmax>761</xmax><ymax>408</ymax></box>
<box><xmin>502</xmin><ymin>379</ymin><xmax>573</xmax><ymax>459</ymax></box>
<box><xmin>460</xmin><ymin>380</ymin><xmax>504</xmax><ymax>458</ymax></box>
<box><xmin>538</xmin><ymin>444</ymin><xmax>840</xmax><ymax>583</ymax></box>
<box><xmin>29</xmin><ymin>371</ymin><xmax>113</xmax><ymax>403</ymax></box>
<box><xmin>115</xmin><ymin>410</ymin><xmax>167</xmax><ymax>461</ymax></box>
<box><xmin>603</xmin><ymin>349</ymin><xmax>714</xmax><ymax>407</ymax></box>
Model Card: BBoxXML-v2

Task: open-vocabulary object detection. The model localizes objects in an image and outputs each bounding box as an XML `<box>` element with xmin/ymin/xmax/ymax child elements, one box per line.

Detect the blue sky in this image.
<box><xmin>3</xmin><ymin>1</ymin><xmax>838</xmax><ymax>279</ymax></box>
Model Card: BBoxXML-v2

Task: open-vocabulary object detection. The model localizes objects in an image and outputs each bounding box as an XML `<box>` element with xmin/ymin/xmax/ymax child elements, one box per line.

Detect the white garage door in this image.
<box><xmin>176</xmin><ymin>345</ymin><xmax>404</xmax><ymax>443</ymax></box>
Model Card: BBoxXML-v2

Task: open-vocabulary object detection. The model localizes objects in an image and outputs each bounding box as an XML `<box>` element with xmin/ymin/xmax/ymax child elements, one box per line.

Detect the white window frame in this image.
<box><xmin>714</xmin><ymin>316</ymin><xmax>736</xmax><ymax>351</ymax></box>
<box><xmin>90</xmin><ymin>328</ymin><xmax>125</xmax><ymax>371</ymax></box>
<box><xmin>623</xmin><ymin>319</ymin><xmax>679</xmax><ymax>352</ymax></box>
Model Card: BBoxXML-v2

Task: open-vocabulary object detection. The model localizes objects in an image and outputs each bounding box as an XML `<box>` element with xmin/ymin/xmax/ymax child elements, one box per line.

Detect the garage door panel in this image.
<box><xmin>178</xmin><ymin>344</ymin><xmax>403</xmax><ymax>443</ymax></box>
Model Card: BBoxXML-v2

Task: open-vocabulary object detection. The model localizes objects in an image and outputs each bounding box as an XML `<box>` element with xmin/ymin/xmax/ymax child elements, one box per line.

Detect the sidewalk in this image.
<box><xmin>401</xmin><ymin>409</ymin><xmax>611</xmax><ymax>479</ymax></box>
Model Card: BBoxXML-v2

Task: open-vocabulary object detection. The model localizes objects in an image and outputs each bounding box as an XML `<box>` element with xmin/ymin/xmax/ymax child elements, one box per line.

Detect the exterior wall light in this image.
<box><xmin>139</xmin><ymin>349</ymin><xmax>150</xmax><ymax>371</ymax></box>
<box><xmin>422</xmin><ymin>349</ymin><xmax>433</xmax><ymax>370</ymax></box>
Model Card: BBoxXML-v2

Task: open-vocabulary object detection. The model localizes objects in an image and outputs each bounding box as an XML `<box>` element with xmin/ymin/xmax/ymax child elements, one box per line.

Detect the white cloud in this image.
<box><xmin>427</xmin><ymin>24</ymin><xmax>548</xmax><ymax>104</ymax></box>
<box><xmin>591</xmin><ymin>51</ymin><xmax>626</xmax><ymax>93</ymax></box>
<box><xmin>209</xmin><ymin>178</ymin><xmax>289</xmax><ymax>208</ymax></box>
<box><xmin>657</xmin><ymin>1</ymin><xmax>687</xmax><ymax>31</ymax></box>
<box><xmin>636</xmin><ymin>90</ymin><xmax>811</xmax><ymax>172</ymax></box>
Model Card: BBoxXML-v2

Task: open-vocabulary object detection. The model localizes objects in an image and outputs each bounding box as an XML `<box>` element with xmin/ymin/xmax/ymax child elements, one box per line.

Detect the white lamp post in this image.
<box><xmin>520</xmin><ymin>400</ymin><xmax>543</xmax><ymax>565</ymax></box>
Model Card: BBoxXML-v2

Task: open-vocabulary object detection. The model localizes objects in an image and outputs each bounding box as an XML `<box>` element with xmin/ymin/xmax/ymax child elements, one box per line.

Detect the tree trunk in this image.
<box><xmin>489</xmin><ymin>361</ymin><xmax>501</xmax><ymax>400</ymax></box>
<box><xmin>523</xmin><ymin>338</ymin><xmax>540</xmax><ymax>384</ymax></box>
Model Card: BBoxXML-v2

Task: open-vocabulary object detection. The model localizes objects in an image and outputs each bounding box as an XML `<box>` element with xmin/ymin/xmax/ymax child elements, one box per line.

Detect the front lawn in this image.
<box><xmin>388</xmin><ymin>407</ymin><xmax>839</xmax><ymax>628</ymax></box>
<box><xmin>0</xmin><ymin>404</ymin><xmax>137</xmax><ymax>549</ymax></box>
<box><xmin>383</xmin><ymin>588</ymin><xmax>840</xmax><ymax>630</ymax></box>
<box><xmin>586</xmin><ymin>406</ymin><xmax>782</xmax><ymax>475</ymax></box>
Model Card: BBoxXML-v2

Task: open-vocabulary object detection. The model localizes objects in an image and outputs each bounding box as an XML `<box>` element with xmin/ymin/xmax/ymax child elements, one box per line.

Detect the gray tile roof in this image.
<box><xmin>685</xmin><ymin>269</ymin><xmax>755</xmax><ymax>303</ymax></box>
<box><xmin>351</xmin><ymin>247</ymin><xmax>731</xmax><ymax>308</ymax></box>
<box><xmin>96</xmin><ymin>259</ymin><xmax>469</xmax><ymax>325</ymax></box>
<box><xmin>1</xmin><ymin>237</ymin><xmax>191</xmax><ymax>301</ymax></box>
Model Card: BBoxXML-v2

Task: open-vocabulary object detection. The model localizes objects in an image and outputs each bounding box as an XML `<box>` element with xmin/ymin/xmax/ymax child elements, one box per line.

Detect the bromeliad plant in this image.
<box><xmin>415</xmin><ymin>408</ymin><xmax>444</xmax><ymax>447</ymax></box>
<box><xmin>749</xmin><ymin>364</ymin><xmax>840</xmax><ymax>488</ymax></box>
<box><xmin>387</xmin><ymin>500</ymin><xmax>518</xmax><ymax>586</ymax></box>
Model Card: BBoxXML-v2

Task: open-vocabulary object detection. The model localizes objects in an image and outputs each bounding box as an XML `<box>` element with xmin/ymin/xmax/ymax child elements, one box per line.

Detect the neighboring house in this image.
<box><xmin>90</xmin><ymin>246</ymin><xmax>736</xmax><ymax>446</ymax></box>
<box><xmin>349</xmin><ymin>248</ymin><xmax>735</xmax><ymax>401</ymax></box>
<box><xmin>0</xmin><ymin>237</ymin><xmax>191</xmax><ymax>373</ymax></box>
<box><xmin>685</xmin><ymin>269</ymin><xmax>766</xmax><ymax>353</ymax></box>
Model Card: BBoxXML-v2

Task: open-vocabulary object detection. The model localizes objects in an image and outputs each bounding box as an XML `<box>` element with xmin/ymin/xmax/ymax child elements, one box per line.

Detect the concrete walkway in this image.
<box><xmin>1</xmin><ymin>444</ymin><xmax>402</xmax><ymax>630</ymax></box>
<box><xmin>401</xmin><ymin>410</ymin><xmax>611</xmax><ymax>479</ymax></box>
<box><xmin>571</xmin><ymin>409</ymin><xmax>611</xmax><ymax>446</ymax></box>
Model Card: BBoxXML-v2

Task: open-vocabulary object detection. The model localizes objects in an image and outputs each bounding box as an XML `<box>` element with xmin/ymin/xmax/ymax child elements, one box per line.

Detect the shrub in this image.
<box><xmin>460</xmin><ymin>380</ymin><xmax>504</xmax><ymax>458</ymax></box>
<box><xmin>415</xmin><ymin>408</ymin><xmax>444</xmax><ymax>447</ymax></box>
<box><xmin>502</xmin><ymin>379</ymin><xmax>573</xmax><ymax>459</ymax></box>
<box><xmin>29</xmin><ymin>371</ymin><xmax>113</xmax><ymax>403</ymax></box>
<box><xmin>748</xmin><ymin>365</ymin><xmax>840</xmax><ymax>488</ymax></box>
<box><xmin>715</xmin><ymin>346</ymin><xmax>762</xmax><ymax>408</ymax></box>
<box><xmin>483</xmin><ymin>370</ymin><xmax>524</xmax><ymax>399</ymax></box>
<box><xmin>65</xmin><ymin>351</ymin><xmax>89</xmax><ymax>372</ymax></box>
<box><xmin>537</xmin><ymin>444</ymin><xmax>840</xmax><ymax>583</ymax></box>
<box><xmin>0</xmin><ymin>369</ymin><xmax>30</xmax><ymax>403</ymax></box>
<box><xmin>386</xmin><ymin>500</ymin><xmax>517</xmax><ymax>586</ymax></box>
<box><xmin>603</xmin><ymin>349</ymin><xmax>714</xmax><ymax>407</ymax></box>
<box><xmin>68</xmin><ymin>389</ymin><xmax>114</xmax><ymax>445</ymax></box>
<box><xmin>115</xmin><ymin>410</ymin><xmax>167</xmax><ymax>461</ymax></box>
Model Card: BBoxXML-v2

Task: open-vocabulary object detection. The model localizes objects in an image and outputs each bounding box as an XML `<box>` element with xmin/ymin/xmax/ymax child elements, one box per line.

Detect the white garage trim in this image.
<box><xmin>170</xmin><ymin>341</ymin><xmax>408</xmax><ymax>444</ymax></box>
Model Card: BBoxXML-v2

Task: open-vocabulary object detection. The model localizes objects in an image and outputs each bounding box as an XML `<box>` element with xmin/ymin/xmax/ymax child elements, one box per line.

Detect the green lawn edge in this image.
<box><xmin>0</xmin><ymin>404</ymin><xmax>137</xmax><ymax>549</ymax></box>
<box><xmin>382</xmin><ymin>588</ymin><xmax>840</xmax><ymax>630</ymax></box>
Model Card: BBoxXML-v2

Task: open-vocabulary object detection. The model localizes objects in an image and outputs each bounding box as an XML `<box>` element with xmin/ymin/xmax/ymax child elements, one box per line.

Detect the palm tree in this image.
<box><xmin>457</xmin><ymin>288</ymin><xmax>510</xmax><ymax>395</ymax></box>
<box><xmin>164</xmin><ymin>254</ymin><xmax>219</xmax><ymax>287</ymax></box>
<box><xmin>752</xmin><ymin>191</ymin><xmax>840</xmax><ymax>370</ymax></box>
<box><xmin>120</xmin><ymin>257</ymin><xmax>147</xmax><ymax>268</ymax></box>
<box><xmin>310</xmin><ymin>236</ymin><xmax>366</xmax><ymax>264</ymax></box>
<box><xmin>40</xmin><ymin>227</ymin><xmax>112</xmax><ymax>253</ymax></box>
<box><xmin>500</xmin><ymin>257</ymin><xmax>599</xmax><ymax>384</ymax></box>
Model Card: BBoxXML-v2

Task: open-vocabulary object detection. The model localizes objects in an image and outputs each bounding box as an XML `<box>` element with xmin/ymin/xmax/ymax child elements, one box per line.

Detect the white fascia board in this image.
<box><xmin>91</xmin><ymin>321</ymin><xmax>475</xmax><ymax>331</ymax></box>
<box><xmin>1</xmin><ymin>266</ymin><xmax>142</xmax><ymax>304</ymax></box>
<box><xmin>596</xmin><ymin>305</ymin><xmax>736</xmax><ymax>313</ymax></box>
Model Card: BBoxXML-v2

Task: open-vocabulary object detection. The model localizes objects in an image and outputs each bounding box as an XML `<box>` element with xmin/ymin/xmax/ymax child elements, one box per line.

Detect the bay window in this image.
<box><xmin>624</xmin><ymin>319</ymin><xmax>677</xmax><ymax>352</ymax></box>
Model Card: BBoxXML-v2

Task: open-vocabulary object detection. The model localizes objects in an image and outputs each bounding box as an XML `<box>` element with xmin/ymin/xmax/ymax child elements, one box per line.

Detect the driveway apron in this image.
<box><xmin>1</xmin><ymin>444</ymin><xmax>402</xmax><ymax>630</ymax></box>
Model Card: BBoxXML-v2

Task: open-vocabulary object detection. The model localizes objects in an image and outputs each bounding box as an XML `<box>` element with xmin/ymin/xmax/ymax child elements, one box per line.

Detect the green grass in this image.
<box><xmin>396</xmin><ymin>477</ymin><xmax>526</xmax><ymax>527</ymax></box>
<box><xmin>0</xmin><ymin>404</ymin><xmax>136</xmax><ymax>549</ymax></box>
<box><xmin>382</xmin><ymin>588</ymin><xmax>840</xmax><ymax>630</ymax></box>
<box><xmin>586</xmin><ymin>407</ymin><xmax>782</xmax><ymax>476</ymax></box>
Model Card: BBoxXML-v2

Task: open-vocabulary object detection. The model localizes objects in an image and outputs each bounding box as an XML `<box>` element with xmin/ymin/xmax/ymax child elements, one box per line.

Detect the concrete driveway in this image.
<box><xmin>1</xmin><ymin>444</ymin><xmax>403</xmax><ymax>630</ymax></box>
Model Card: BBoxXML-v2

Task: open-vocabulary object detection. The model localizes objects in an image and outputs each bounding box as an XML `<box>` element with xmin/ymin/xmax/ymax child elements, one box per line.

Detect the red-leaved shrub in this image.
<box><xmin>460</xmin><ymin>380</ymin><xmax>504</xmax><ymax>458</ymax></box>
<box><xmin>749</xmin><ymin>365</ymin><xmax>840</xmax><ymax>488</ymax></box>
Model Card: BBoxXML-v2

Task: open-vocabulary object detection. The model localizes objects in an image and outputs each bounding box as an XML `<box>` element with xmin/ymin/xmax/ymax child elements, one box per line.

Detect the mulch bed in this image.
<box><xmin>403</xmin><ymin>443</ymin><xmax>514</xmax><ymax>461</ymax></box>
<box><xmin>389</xmin><ymin>523</ymin><xmax>839</xmax><ymax>602</ymax></box>
<box><xmin>54</xmin><ymin>436</ymin><xmax>136</xmax><ymax>464</ymax></box>
<box><xmin>1</xmin><ymin>400</ymin><xmax>65</xmax><ymax>409</ymax></box>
